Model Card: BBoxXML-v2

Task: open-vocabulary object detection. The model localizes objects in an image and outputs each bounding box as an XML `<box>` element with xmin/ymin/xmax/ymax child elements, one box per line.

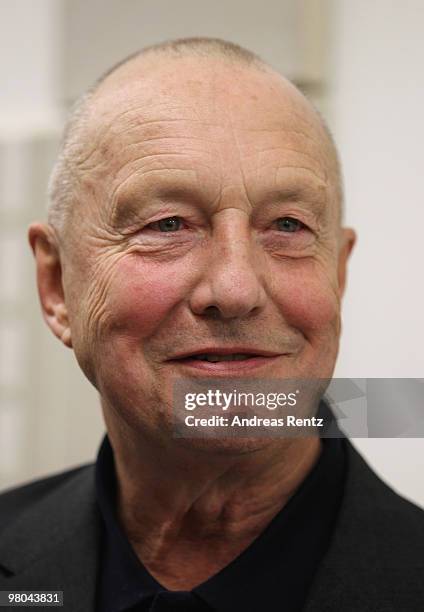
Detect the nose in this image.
<box><xmin>188</xmin><ymin>212</ymin><xmax>267</xmax><ymax>319</ymax></box>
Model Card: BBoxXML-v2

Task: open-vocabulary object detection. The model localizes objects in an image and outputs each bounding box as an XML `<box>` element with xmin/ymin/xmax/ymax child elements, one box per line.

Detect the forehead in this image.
<box><xmin>93</xmin><ymin>55</ymin><xmax>325</xmax><ymax>139</ymax></box>
<box><xmin>81</xmin><ymin>56</ymin><xmax>334</xmax><ymax>214</ymax></box>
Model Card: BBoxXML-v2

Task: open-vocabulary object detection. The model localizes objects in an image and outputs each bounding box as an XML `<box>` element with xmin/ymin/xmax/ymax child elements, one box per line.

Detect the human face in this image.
<box><xmin>53</xmin><ymin>57</ymin><xmax>354</xmax><ymax>440</ymax></box>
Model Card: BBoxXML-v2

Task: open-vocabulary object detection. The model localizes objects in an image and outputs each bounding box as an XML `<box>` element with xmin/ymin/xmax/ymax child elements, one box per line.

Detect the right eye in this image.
<box><xmin>147</xmin><ymin>216</ymin><xmax>184</xmax><ymax>232</ymax></box>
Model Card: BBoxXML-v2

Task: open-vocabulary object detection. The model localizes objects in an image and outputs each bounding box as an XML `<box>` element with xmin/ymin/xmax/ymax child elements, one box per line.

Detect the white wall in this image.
<box><xmin>0</xmin><ymin>0</ymin><xmax>62</xmax><ymax>133</ymax></box>
<box><xmin>331</xmin><ymin>0</ymin><xmax>424</xmax><ymax>506</ymax></box>
<box><xmin>0</xmin><ymin>0</ymin><xmax>65</xmax><ymax>488</ymax></box>
<box><xmin>0</xmin><ymin>0</ymin><xmax>105</xmax><ymax>489</ymax></box>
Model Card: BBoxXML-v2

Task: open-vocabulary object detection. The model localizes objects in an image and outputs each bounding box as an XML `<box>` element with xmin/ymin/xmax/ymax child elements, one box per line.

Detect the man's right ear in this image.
<box><xmin>28</xmin><ymin>223</ymin><xmax>72</xmax><ymax>348</ymax></box>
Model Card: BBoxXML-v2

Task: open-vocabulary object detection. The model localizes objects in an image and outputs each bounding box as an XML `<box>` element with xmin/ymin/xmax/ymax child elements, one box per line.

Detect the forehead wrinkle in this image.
<box><xmin>92</xmin><ymin>90</ymin><xmax>225</xmax><ymax>138</ymax></box>
<box><xmin>260</xmin><ymin>125</ymin><xmax>328</xmax><ymax>154</ymax></box>
<box><xmin>260</xmin><ymin>147</ymin><xmax>328</xmax><ymax>181</ymax></box>
<box><xmin>244</xmin><ymin>129</ymin><xmax>328</xmax><ymax>154</ymax></box>
<box><xmin>232</xmin><ymin>115</ymin><xmax>324</xmax><ymax>140</ymax></box>
<box><xmin>109</xmin><ymin>116</ymin><xmax>217</xmax><ymax>143</ymax></box>
<box><xmin>76</xmin><ymin>101</ymin><xmax>211</xmax><ymax>175</ymax></box>
<box><xmin>113</xmin><ymin>135</ymin><xmax>217</xmax><ymax>162</ymax></box>
<box><xmin>251</xmin><ymin>145</ymin><xmax>328</xmax><ymax>179</ymax></box>
<box><xmin>107</xmin><ymin>139</ymin><xmax>215</xmax><ymax>192</ymax></box>
<box><xmin>276</xmin><ymin>164</ymin><xmax>328</xmax><ymax>185</ymax></box>
<box><xmin>229</xmin><ymin>119</ymin><xmax>332</xmax><ymax>174</ymax></box>
<box><xmin>113</xmin><ymin>150</ymin><xmax>196</xmax><ymax>173</ymax></box>
<box><xmin>79</xmin><ymin>111</ymin><xmax>225</xmax><ymax>180</ymax></box>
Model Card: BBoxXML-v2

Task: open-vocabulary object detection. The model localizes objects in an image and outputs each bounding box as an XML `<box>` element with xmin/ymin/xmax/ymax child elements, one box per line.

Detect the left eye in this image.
<box><xmin>150</xmin><ymin>216</ymin><xmax>183</xmax><ymax>232</ymax></box>
<box><xmin>275</xmin><ymin>217</ymin><xmax>304</xmax><ymax>232</ymax></box>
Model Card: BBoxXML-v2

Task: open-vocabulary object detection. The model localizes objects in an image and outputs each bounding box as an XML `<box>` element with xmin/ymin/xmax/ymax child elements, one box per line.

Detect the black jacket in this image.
<box><xmin>0</xmin><ymin>440</ymin><xmax>423</xmax><ymax>611</ymax></box>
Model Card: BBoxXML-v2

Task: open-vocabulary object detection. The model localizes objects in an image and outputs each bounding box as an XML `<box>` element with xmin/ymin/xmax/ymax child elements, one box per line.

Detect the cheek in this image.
<box><xmin>105</xmin><ymin>255</ymin><xmax>190</xmax><ymax>337</ymax></box>
<box><xmin>272</xmin><ymin>262</ymin><xmax>340</xmax><ymax>334</ymax></box>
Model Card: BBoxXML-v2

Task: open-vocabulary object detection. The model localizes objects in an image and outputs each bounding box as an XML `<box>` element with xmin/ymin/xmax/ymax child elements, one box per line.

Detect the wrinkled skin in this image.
<box><xmin>29</xmin><ymin>54</ymin><xmax>355</xmax><ymax>588</ymax></box>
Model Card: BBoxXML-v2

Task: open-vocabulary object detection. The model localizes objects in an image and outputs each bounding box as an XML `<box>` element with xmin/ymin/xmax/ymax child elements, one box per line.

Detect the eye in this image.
<box><xmin>275</xmin><ymin>217</ymin><xmax>305</xmax><ymax>232</ymax></box>
<box><xmin>149</xmin><ymin>216</ymin><xmax>184</xmax><ymax>232</ymax></box>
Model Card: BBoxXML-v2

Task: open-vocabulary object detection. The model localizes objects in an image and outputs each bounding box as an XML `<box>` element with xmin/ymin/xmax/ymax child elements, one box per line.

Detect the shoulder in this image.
<box><xmin>0</xmin><ymin>465</ymin><xmax>100</xmax><ymax>604</ymax></box>
<box><xmin>341</xmin><ymin>439</ymin><xmax>424</xmax><ymax>572</ymax></box>
<box><xmin>344</xmin><ymin>439</ymin><xmax>424</xmax><ymax>542</ymax></box>
<box><xmin>0</xmin><ymin>465</ymin><xmax>95</xmax><ymax>538</ymax></box>
<box><xmin>305</xmin><ymin>441</ymin><xmax>424</xmax><ymax>611</ymax></box>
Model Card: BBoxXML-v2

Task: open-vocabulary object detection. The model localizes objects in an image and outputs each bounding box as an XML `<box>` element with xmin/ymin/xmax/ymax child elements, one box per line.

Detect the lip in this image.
<box><xmin>167</xmin><ymin>348</ymin><xmax>285</xmax><ymax>375</ymax></box>
<box><xmin>170</xmin><ymin>347</ymin><xmax>282</xmax><ymax>359</ymax></box>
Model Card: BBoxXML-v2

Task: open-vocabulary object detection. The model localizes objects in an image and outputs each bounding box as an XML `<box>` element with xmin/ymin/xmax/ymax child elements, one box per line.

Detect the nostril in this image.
<box><xmin>203</xmin><ymin>305</ymin><xmax>222</xmax><ymax>319</ymax></box>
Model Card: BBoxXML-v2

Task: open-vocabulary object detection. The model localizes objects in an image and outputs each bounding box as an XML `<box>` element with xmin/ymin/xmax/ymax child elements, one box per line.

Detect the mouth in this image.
<box><xmin>167</xmin><ymin>348</ymin><xmax>284</xmax><ymax>373</ymax></box>
<box><xmin>187</xmin><ymin>353</ymin><xmax>256</xmax><ymax>362</ymax></box>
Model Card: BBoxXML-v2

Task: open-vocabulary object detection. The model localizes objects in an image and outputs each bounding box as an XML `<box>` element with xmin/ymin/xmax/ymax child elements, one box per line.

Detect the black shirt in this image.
<box><xmin>95</xmin><ymin>426</ymin><xmax>346</xmax><ymax>612</ymax></box>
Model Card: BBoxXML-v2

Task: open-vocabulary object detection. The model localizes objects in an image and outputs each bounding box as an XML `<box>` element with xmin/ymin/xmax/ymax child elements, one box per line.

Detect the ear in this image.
<box><xmin>28</xmin><ymin>223</ymin><xmax>72</xmax><ymax>348</ymax></box>
<box><xmin>337</xmin><ymin>227</ymin><xmax>356</xmax><ymax>298</ymax></box>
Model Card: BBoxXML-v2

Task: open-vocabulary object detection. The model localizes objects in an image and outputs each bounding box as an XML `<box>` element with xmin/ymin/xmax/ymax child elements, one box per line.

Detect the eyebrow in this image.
<box><xmin>257</xmin><ymin>169</ymin><xmax>330</xmax><ymax>212</ymax></box>
<box><xmin>109</xmin><ymin>170</ymin><xmax>200</xmax><ymax>227</ymax></box>
<box><xmin>267</xmin><ymin>185</ymin><xmax>327</xmax><ymax>208</ymax></box>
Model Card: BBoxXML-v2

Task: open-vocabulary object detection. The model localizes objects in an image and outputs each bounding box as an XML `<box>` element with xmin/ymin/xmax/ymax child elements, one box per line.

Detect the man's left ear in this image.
<box><xmin>337</xmin><ymin>228</ymin><xmax>356</xmax><ymax>298</ymax></box>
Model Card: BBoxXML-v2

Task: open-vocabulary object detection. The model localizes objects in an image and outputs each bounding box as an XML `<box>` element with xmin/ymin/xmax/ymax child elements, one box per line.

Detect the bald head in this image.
<box><xmin>48</xmin><ymin>37</ymin><xmax>343</xmax><ymax>237</ymax></box>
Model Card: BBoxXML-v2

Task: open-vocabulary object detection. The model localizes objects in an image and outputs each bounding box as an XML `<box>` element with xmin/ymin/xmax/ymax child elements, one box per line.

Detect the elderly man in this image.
<box><xmin>0</xmin><ymin>38</ymin><xmax>423</xmax><ymax>611</ymax></box>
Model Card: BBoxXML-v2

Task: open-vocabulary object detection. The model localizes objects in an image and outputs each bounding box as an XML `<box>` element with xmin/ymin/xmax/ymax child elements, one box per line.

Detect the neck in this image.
<box><xmin>106</xmin><ymin>419</ymin><xmax>321</xmax><ymax>589</ymax></box>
